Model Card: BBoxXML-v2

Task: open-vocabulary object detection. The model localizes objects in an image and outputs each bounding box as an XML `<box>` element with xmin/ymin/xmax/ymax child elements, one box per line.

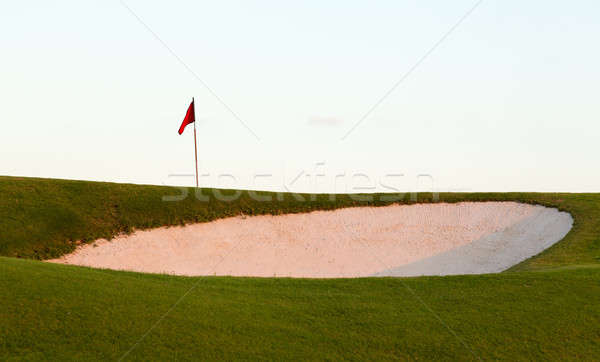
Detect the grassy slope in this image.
<box><xmin>1</xmin><ymin>176</ymin><xmax>599</xmax><ymax>269</ymax></box>
<box><xmin>1</xmin><ymin>176</ymin><xmax>600</xmax><ymax>360</ymax></box>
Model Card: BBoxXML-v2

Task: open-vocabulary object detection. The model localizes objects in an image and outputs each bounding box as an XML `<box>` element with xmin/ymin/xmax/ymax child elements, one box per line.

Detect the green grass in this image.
<box><xmin>1</xmin><ymin>258</ymin><xmax>599</xmax><ymax>360</ymax></box>
<box><xmin>1</xmin><ymin>176</ymin><xmax>599</xmax><ymax>360</ymax></box>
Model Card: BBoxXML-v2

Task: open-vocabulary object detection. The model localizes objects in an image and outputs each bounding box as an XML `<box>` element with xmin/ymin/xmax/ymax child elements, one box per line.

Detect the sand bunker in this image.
<box><xmin>48</xmin><ymin>202</ymin><xmax>572</xmax><ymax>278</ymax></box>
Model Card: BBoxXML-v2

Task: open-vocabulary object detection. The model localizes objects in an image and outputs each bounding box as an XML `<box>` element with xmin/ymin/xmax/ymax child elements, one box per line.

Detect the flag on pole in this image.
<box><xmin>177</xmin><ymin>98</ymin><xmax>199</xmax><ymax>187</ymax></box>
<box><xmin>178</xmin><ymin>99</ymin><xmax>195</xmax><ymax>135</ymax></box>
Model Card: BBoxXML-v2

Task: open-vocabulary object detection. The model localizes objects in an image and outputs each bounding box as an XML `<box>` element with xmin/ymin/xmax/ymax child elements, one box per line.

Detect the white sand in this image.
<box><xmin>47</xmin><ymin>202</ymin><xmax>572</xmax><ymax>278</ymax></box>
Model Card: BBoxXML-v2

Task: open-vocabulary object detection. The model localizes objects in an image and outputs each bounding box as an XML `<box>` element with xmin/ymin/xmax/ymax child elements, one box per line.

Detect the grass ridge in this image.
<box><xmin>1</xmin><ymin>176</ymin><xmax>598</xmax><ymax>271</ymax></box>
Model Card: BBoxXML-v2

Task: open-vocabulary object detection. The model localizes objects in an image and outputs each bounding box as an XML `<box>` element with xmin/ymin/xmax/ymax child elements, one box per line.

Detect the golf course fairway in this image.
<box><xmin>1</xmin><ymin>176</ymin><xmax>599</xmax><ymax>360</ymax></box>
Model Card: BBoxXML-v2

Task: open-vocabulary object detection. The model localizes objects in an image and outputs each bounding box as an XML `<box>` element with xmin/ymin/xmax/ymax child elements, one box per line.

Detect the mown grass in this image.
<box><xmin>1</xmin><ymin>257</ymin><xmax>599</xmax><ymax>360</ymax></box>
<box><xmin>1</xmin><ymin>176</ymin><xmax>599</xmax><ymax>360</ymax></box>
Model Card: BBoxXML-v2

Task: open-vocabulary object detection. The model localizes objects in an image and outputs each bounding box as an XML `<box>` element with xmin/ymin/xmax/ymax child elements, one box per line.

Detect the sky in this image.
<box><xmin>1</xmin><ymin>0</ymin><xmax>599</xmax><ymax>193</ymax></box>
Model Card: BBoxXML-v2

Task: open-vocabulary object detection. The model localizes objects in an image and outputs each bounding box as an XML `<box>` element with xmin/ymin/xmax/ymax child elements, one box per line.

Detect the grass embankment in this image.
<box><xmin>1</xmin><ymin>176</ymin><xmax>599</xmax><ymax>360</ymax></box>
<box><xmin>1</xmin><ymin>176</ymin><xmax>599</xmax><ymax>269</ymax></box>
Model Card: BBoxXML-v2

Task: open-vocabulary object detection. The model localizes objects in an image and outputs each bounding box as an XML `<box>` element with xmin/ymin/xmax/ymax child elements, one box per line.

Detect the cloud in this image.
<box><xmin>307</xmin><ymin>116</ymin><xmax>343</xmax><ymax>127</ymax></box>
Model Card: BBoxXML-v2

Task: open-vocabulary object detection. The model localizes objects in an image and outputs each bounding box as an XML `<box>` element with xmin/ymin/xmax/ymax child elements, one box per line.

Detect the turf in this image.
<box><xmin>1</xmin><ymin>176</ymin><xmax>599</xmax><ymax>360</ymax></box>
<box><xmin>1</xmin><ymin>258</ymin><xmax>599</xmax><ymax>360</ymax></box>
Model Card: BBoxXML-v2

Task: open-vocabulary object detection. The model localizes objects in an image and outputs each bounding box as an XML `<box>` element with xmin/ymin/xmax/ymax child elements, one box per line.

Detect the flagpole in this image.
<box><xmin>192</xmin><ymin>97</ymin><xmax>199</xmax><ymax>188</ymax></box>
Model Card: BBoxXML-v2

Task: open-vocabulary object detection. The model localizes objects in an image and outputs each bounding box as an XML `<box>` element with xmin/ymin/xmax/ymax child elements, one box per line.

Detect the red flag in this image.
<box><xmin>178</xmin><ymin>99</ymin><xmax>195</xmax><ymax>135</ymax></box>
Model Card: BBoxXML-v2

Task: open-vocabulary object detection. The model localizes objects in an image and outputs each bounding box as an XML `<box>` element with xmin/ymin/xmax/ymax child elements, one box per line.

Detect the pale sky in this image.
<box><xmin>1</xmin><ymin>1</ymin><xmax>599</xmax><ymax>193</ymax></box>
